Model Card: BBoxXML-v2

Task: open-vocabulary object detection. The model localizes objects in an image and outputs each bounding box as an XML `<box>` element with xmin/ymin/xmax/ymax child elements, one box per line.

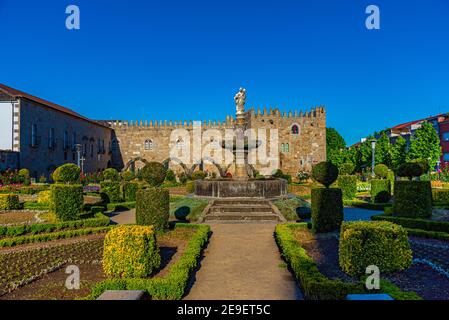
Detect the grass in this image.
<box><xmin>169</xmin><ymin>197</ymin><xmax>209</xmax><ymax>222</ymax></box>
<box><xmin>273</xmin><ymin>197</ymin><xmax>311</xmax><ymax>221</ymax></box>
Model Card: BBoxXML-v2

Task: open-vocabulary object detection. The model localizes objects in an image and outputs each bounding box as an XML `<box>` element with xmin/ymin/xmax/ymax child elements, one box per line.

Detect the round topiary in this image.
<box><xmin>52</xmin><ymin>164</ymin><xmax>81</xmax><ymax>184</ymax></box>
<box><xmin>165</xmin><ymin>169</ymin><xmax>176</xmax><ymax>182</ymax></box>
<box><xmin>120</xmin><ymin>170</ymin><xmax>135</xmax><ymax>182</ymax></box>
<box><xmin>339</xmin><ymin>162</ymin><xmax>355</xmax><ymax>175</ymax></box>
<box><xmin>374</xmin><ymin>164</ymin><xmax>389</xmax><ymax>179</ymax></box>
<box><xmin>410</xmin><ymin>159</ymin><xmax>430</xmax><ymax>174</ymax></box>
<box><xmin>140</xmin><ymin>162</ymin><xmax>167</xmax><ymax>187</ymax></box>
<box><xmin>396</xmin><ymin>162</ymin><xmax>423</xmax><ymax>180</ymax></box>
<box><xmin>103</xmin><ymin>168</ymin><xmax>119</xmax><ymax>181</ymax></box>
<box><xmin>190</xmin><ymin>171</ymin><xmax>206</xmax><ymax>181</ymax></box>
<box><xmin>18</xmin><ymin>168</ymin><xmax>30</xmax><ymax>179</ymax></box>
<box><xmin>312</xmin><ymin>161</ymin><xmax>339</xmax><ymax>188</ymax></box>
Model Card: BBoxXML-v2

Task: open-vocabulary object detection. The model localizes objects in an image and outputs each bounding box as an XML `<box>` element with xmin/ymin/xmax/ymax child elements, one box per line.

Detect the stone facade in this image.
<box><xmin>106</xmin><ymin>106</ymin><xmax>326</xmax><ymax>177</ymax></box>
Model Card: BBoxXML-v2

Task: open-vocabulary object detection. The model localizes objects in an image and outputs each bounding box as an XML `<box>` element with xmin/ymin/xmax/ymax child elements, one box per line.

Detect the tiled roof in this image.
<box><xmin>0</xmin><ymin>83</ymin><xmax>110</xmax><ymax>129</ymax></box>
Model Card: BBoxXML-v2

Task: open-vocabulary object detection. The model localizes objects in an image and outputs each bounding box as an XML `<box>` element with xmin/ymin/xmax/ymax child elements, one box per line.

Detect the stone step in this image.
<box><xmin>204</xmin><ymin>212</ymin><xmax>281</xmax><ymax>222</ymax></box>
<box><xmin>213</xmin><ymin>199</ymin><xmax>271</xmax><ymax>206</ymax></box>
<box><xmin>210</xmin><ymin>205</ymin><xmax>273</xmax><ymax>213</ymax></box>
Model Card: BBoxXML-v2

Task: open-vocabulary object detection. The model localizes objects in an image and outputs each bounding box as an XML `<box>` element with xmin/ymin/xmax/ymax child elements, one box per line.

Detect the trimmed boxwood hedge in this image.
<box><xmin>370</xmin><ymin>179</ymin><xmax>391</xmax><ymax>203</ymax></box>
<box><xmin>122</xmin><ymin>182</ymin><xmax>139</xmax><ymax>202</ymax></box>
<box><xmin>88</xmin><ymin>224</ymin><xmax>210</xmax><ymax>300</ymax></box>
<box><xmin>50</xmin><ymin>184</ymin><xmax>84</xmax><ymax>221</ymax></box>
<box><xmin>371</xmin><ymin>213</ymin><xmax>449</xmax><ymax>233</ymax></box>
<box><xmin>337</xmin><ymin>175</ymin><xmax>357</xmax><ymax>200</ymax></box>
<box><xmin>136</xmin><ymin>187</ymin><xmax>169</xmax><ymax>231</ymax></box>
<box><xmin>275</xmin><ymin>223</ymin><xmax>420</xmax><ymax>300</ymax></box>
<box><xmin>100</xmin><ymin>181</ymin><xmax>121</xmax><ymax>203</ymax></box>
<box><xmin>432</xmin><ymin>189</ymin><xmax>449</xmax><ymax>203</ymax></box>
<box><xmin>393</xmin><ymin>181</ymin><xmax>432</xmax><ymax>218</ymax></box>
<box><xmin>311</xmin><ymin>188</ymin><xmax>343</xmax><ymax>233</ymax></box>
<box><xmin>0</xmin><ymin>194</ymin><xmax>21</xmax><ymax>210</ymax></box>
<box><xmin>339</xmin><ymin>221</ymin><xmax>413</xmax><ymax>276</ymax></box>
<box><xmin>103</xmin><ymin>225</ymin><xmax>160</xmax><ymax>278</ymax></box>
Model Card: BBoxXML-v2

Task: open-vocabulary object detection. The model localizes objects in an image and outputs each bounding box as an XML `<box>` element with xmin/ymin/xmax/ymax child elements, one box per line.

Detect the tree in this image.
<box><xmin>326</xmin><ymin>128</ymin><xmax>346</xmax><ymax>166</ymax></box>
<box><xmin>374</xmin><ymin>131</ymin><xmax>392</xmax><ymax>167</ymax></box>
<box><xmin>407</xmin><ymin>122</ymin><xmax>441</xmax><ymax>170</ymax></box>
<box><xmin>391</xmin><ymin>136</ymin><xmax>407</xmax><ymax>170</ymax></box>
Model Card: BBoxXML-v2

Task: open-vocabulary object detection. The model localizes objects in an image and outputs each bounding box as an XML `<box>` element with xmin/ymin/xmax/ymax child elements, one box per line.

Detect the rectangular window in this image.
<box><xmin>31</xmin><ymin>124</ymin><xmax>37</xmax><ymax>147</ymax></box>
<box><xmin>442</xmin><ymin>132</ymin><xmax>449</xmax><ymax>142</ymax></box>
<box><xmin>444</xmin><ymin>153</ymin><xmax>449</xmax><ymax>162</ymax></box>
<box><xmin>64</xmin><ymin>131</ymin><xmax>69</xmax><ymax>149</ymax></box>
<box><xmin>48</xmin><ymin>128</ymin><xmax>55</xmax><ymax>149</ymax></box>
<box><xmin>73</xmin><ymin>132</ymin><xmax>77</xmax><ymax>147</ymax></box>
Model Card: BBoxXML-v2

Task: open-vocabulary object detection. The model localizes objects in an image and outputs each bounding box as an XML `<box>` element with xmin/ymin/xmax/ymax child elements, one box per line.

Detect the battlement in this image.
<box><xmin>102</xmin><ymin>106</ymin><xmax>324</xmax><ymax>129</ymax></box>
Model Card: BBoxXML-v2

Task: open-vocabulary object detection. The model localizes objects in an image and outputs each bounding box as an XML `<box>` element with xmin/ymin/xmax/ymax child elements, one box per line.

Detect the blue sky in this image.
<box><xmin>0</xmin><ymin>0</ymin><xmax>448</xmax><ymax>145</ymax></box>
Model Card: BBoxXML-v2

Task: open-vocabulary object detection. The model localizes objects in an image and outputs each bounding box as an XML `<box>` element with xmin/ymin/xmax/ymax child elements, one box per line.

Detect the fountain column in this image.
<box><xmin>234</xmin><ymin>88</ymin><xmax>249</xmax><ymax>180</ymax></box>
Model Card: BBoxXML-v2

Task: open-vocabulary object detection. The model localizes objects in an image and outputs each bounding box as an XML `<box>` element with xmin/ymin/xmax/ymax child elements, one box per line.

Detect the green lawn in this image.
<box><xmin>169</xmin><ymin>197</ymin><xmax>209</xmax><ymax>222</ymax></box>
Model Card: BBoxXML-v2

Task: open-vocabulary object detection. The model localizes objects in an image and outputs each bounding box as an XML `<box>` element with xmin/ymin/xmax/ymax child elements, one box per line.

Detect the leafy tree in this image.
<box><xmin>374</xmin><ymin>131</ymin><xmax>392</xmax><ymax>167</ymax></box>
<box><xmin>391</xmin><ymin>136</ymin><xmax>407</xmax><ymax>170</ymax></box>
<box><xmin>326</xmin><ymin>128</ymin><xmax>346</xmax><ymax>166</ymax></box>
<box><xmin>407</xmin><ymin>122</ymin><xmax>441</xmax><ymax>170</ymax></box>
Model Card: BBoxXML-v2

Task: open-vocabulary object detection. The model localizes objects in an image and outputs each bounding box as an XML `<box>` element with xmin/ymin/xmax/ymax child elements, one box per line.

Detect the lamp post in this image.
<box><xmin>371</xmin><ymin>139</ymin><xmax>377</xmax><ymax>178</ymax></box>
<box><xmin>75</xmin><ymin>144</ymin><xmax>82</xmax><ymax>168</ymax></box>
<box><xmin>437</xmin><ymin>160</ymin><xmax>441</xmax><ymax>180</ymax></box>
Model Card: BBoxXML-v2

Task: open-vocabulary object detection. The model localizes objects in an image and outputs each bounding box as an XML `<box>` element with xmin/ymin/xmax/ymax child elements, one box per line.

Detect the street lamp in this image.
<box><xmin>75</xmin><ymin>144</ymin><xmax>82</xmax><ymax>168</ymax></box>
<box><xmin>371</xmin><ymin>139</ymin><xmax>377</xmax><ymax>178</ymax></box>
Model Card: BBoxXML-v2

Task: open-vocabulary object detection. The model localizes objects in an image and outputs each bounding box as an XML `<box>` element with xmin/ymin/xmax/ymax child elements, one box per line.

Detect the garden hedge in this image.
<box><xmin>393</xmin><ymin>181</ymin><xmax>432</xmax><ymax>218</ymax></box>
<box><xmin>311</xmin><ymin>188</ymin><xmax>343</xmax><ymax>233</ymax></box>
<box><xmin>311</xmin><ymin>162</ymin><xmax>339</xmax><ymax>188</ymax></box>
<box><xmin>337</xmin><ymin>175</ymin><xmax>357</xmax><ymax>200</ymax></box>
<box><xmin>432</xmin><ymin>189</ymin><xmax>449</xmax><ymax>203</ymax></box>
<box><xmin>100</xmin><ymin>181</ymin><xmax>121</xmax><ymax>203</ymax></box>
<box><xmin>186</xmin><ymin>181</ymin><xmax>195</xmax><ymax>194</ymax></box>
<box><xmin>107</xmin><ymin>201</ymin><xmax>136</xmax><ymax>212</ymax></box>
<box><xmin>50</xmin><ymin>184</ymin><xmax>84</xmax><ymax>221</ymax></box>
<box><xmin>0</xmin><ymin>194</ymin><xmax>21</xmax><ymax>210</ymax></box>
<box><xmin>140</xmin><ymin>162</ymin><xmax>167</xmax><ymax>187</ymax></box>
<box><xmin>371</xmin><ymin>213</ymin><xmax>449</xmax><ymax>233</ymax></box>
<box><xmin>52</xmin><ymin>164</ymin><xmax>81</xmax><ymax>184</ymax></box>
<box><xmin>339</xmin><ymin>221</ymin><xmax>412</xmax><ymax>276</ymax></box>
<box><xmin>370</xmin><ymin>179</ymin><xmax>391</xmax><ymax>203</ymax></box>
<box><xmin>103</xmin><ymin>225</ymin><xmax>161</xmax><ymax>278</ymax></box>
<box><xmin>136</xmin><ymin>187</ymin><xmax>170</xmax><ymax>231</ymax></box>
<box><xmin>89</xmin><ymin>224</ymin><xmax>210</xmax><ymax>300</ymax></box>
<box><xmin>275</xmin><ymin>223</ymin><xmax>420</xmax><ymax>300</ymax></box>
<box><xmin>122</xmin><ymin>182</ymin><xmax>139</xmax><ymax>202</ymax></box>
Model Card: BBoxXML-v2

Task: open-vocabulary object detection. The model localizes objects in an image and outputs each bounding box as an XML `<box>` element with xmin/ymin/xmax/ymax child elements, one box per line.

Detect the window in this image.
<box><xmin>31</xmin><ymin>124</ymin><xmax>37</xmax><ymax>147</ymax></box>
<box><xmin>64</xmin><ymin>131</ymin><xmax>69</xmax><ymax>149</ymax></box>
<box><xmin>144</xmin><ymin>139</ymin><xmax>154</xmax><ymax>150</ymax></box>
<box><xmin>443</xmin><ymin>132</ymin><xmax>449</xmax><ymax>142</ymax></box>
<box><xmin>281</xmin><ymin>143</ymin><xmax>289</xmax><ymax>153</ymax></box>
<box><xmin>90</xmin><ymin>144</ymin><xmax>94</xmax><ymax>157</ymax></box>
<box><xmin>444</xmin><ymin>153</ymin><xmax>449</xmax><ymax>162</ymax></box>
<box><xmin>72</xmin><ymin>132</ymin><xmax>77</xmax><ymax>148</ymax></box>
<box><xmin>291</xmin><ymin>124</ymin><xmax>299</xmax><ymax>135</ymax></box>
<box><xmin>285</xmin><ymin>143</ymin><xmax>289</xmax><ymax>153</ymax></box>
<box><xmin>48</xmin><ymin>128</ymin><xmax>55</xmax><ymax>149</ymax></box>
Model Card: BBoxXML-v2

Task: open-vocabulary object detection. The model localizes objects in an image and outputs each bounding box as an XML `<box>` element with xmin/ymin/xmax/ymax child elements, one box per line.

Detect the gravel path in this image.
<box><xmin>184</xmin><ymin>223</ymin><xmax>303</xmax><ymax>300</ymax></box>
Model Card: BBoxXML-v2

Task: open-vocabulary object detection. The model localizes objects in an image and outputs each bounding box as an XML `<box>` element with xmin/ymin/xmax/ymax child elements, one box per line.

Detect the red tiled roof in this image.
<box><xmin>0</xmin><ymin>83</ymin><xmax>110</xmax><ymax>129</ymax></box>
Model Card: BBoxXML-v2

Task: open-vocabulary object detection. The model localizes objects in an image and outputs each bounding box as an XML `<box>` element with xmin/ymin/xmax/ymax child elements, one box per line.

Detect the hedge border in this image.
<box><xmin>0</xmin><ymin>213</ymin><xmax>110</xmax><ymax>238</ymax></box>
<box><xmin>275</xmin><ymin>223</ymin><xmax>421</xmax><ymax>300</ymax></box>
<box><xmin>87</xmin><ymin>223</ymin><xmax>210</xmax><ymax>300</ymax></box>
<box><xmin>371</xmin><ymin>213</ymin><xmax>449</xmax><ymax>234</ymax></box>
<box><xmin>0</xmin><ymin>226</ymin><xmax>112</xmax><ymax>248</ymax></box>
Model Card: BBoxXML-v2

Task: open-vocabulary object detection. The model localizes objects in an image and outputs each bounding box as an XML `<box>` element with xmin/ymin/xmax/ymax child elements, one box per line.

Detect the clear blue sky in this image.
<box><xmin>1</xmin><ymin>0</ymin><xmax>448</xmax><ymax>145</ymax></box>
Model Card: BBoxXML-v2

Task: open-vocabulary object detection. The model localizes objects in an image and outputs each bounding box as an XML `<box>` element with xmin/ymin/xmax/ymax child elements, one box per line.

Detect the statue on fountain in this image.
<box><xmin>234</xmin><ymin>87</ymin><xmax>247</xmax><ymax>116</ymax></box>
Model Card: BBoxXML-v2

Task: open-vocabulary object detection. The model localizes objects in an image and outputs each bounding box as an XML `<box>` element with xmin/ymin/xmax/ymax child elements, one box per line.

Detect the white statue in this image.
<box><xmin>234</xmin><ymin>87</ymin><xmax>247</xmax><ymax>116</ymax></box>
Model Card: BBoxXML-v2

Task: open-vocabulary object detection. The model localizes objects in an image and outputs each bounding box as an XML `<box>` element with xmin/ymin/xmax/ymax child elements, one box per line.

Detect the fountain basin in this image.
<box><xmin>194</xmin><ymin>179</ymin><xmax>288</xmax><ymax>199</ymax></box>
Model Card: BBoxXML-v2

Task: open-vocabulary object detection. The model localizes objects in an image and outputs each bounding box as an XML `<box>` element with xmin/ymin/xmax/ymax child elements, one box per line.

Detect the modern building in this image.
<box><xmin>0</xmin><ymin>83</ymin><xmax>327</xmax><ymax>178</ymax></box>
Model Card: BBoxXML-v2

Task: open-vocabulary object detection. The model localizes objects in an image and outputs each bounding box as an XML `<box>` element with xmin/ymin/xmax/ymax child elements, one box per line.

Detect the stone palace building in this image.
<box><xmin>0</xmin><ymin>83</ymin><xmax>326</xmax><ymax>179</ymax></box>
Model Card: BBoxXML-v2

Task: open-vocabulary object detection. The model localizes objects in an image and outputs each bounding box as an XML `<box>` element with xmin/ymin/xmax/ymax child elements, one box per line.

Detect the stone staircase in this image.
<box><xmin>200</xmin><ymin>199</ymin><xmax>286</xmax><ymax>223</ymax></box>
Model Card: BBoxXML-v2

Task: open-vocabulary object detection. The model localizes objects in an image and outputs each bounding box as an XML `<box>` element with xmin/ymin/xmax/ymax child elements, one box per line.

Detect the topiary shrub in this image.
<box><xmin>100</xmin><ymin>181</ymin><xmax>121</xmax><ymax>203</ymax></box>
<box><xmin>393</xmin><ymin>181</ymin><xmax>432</xmax><ymax>218</ymax></box>
<box><xmin>339</xmin><ymin>163</ymin><xmax>355</xmax><ymax>176</ymax></box>
<box><xmin>312</xmin><ymin>162</ymin><xmax>339</xmax><ymax>188</ymax></box>
<box><xmin>339</xmin><ymin>221</ymin><xmax>412</xmax><ymax>276</ymax></box>
<box><xmin>52</xmin><ymin>164</ymin><xmax>81</xmax><ymax>184</ymax></box>
<box><xmin>396</xmin><ymin>162</ymin><xmax>423</xmax><ymax>181</ymax></box>
<box><xmin>136</xmin><ymin>187</ymin><xmax>169</xmax><ymax>231</ymax></box>
<box><xmin>38</xmin><ymin>190</ymin><xmax>52</xmax><ymax>204</ymax></box>
<box><xmin>374</xmin><ymin>164</ymin><xmax>389</xmax><ymax>179</ymax></box>
<box><xmin>103</xmin><ymin>168</ymin><xmax>120</xmax><ymax>182</ymax></box>
<box><xmin>165</xmin><ymin>169</ymin><xmax>176</xmax><ymax>182</ymax></box>
<box><xmin>0</xmin><ymin>194</ymin><xmax>21</xmax><ymax>210</ymax></box>
<box><xmin>186</xmin><ymin>181</ymin><xmax>195</xmax><ymax>194</ymax></box>
<box><xmin>190</xmin><ymin>171</ymin><xmax>206</xmax><ymax>181</ymax></box>
<box><xmin>50</xmin><ymin>184</ymin><xmax>83</xmax><ymax>221</ymax></box>
<box><xmin>337</xmin><ymin>175</ymin><xmax>357</xmax><ymax>200</ymax></box>
<box><xmin>120</xmin><ymin>170</ymin><xmax>135</xmax><ymax>182</ymax></box>
<box><xmin>311</xmin><ymin>188</ymin><xmax>343</xmax><ymax>233</ymax></box>
<box><xmin>370</xmin><ymin>179</ymin><xmax>391</xmax><ymax>203</ymax></box>
<box><xmin>122</xmin><ymin>181</ymin><xmax>139</xmax><ymax>202</ymax></box>
<box><xmin>103</xmin><ymin>225</ymin><xmax>160</xmax><ymax>278</ymax></box>
<box><xmin>140</xmin><ymin>162</ymin><xmax>167</xmax><ymax>187</ymax></box>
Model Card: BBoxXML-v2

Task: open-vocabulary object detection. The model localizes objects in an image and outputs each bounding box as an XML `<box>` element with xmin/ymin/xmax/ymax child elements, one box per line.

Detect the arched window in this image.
<box><xmin>176</xmin><ymin>138</ymin><xmax>184</xmax><ymax>149</ymax></box>
<box><xmin>144</xmin><ymin>139</ymin><xmax>154</xmax><ymax>150</ymax></box>
<box><xmin>291</xmin><ymin>124</ymin><xmax>299</xmax><ymax>135</ymax></box>
<box><xmin>285</xmin><ymin>143</ymin><xmax>289</xmax><ymax>153</ymax></box>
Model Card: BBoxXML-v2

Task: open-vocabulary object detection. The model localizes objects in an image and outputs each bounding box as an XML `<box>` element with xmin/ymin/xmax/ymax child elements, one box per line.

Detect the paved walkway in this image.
<box><xmin>109</xmin><ymin>209</ymin><xmax>136</xmax><ymax>225</ymax></box>
<box><xmin>184</xmin><ymin>223</ymin><xmax>303</xmax><ymax>300</ymax></box>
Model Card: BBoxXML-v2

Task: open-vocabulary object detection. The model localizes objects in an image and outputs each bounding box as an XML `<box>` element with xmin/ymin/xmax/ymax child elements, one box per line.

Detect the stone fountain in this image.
<box><xmin>194</xmin><ymin>88</ymin><xmax>288</xmax><ymax>199</ymax></box>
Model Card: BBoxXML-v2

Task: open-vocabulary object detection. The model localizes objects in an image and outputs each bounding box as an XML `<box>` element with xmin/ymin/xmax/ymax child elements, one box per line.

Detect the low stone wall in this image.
<box><xmin>194</xmin><ymin>179</ymin><xmax>288</xmax><ymax>199</ymax></box>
